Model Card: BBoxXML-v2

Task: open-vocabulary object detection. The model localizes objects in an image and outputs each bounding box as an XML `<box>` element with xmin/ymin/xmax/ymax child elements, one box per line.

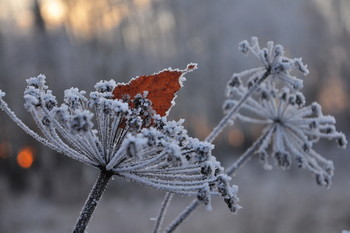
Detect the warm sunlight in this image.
<box><xmin>0</xmin><ymin>0</ymin><xmax>32</xmax><ymax>30</ymax></box>
<box><xmin>41</xmin><ymin>0</ymin><xmax>67</xmax><ymax>28</ymax></box>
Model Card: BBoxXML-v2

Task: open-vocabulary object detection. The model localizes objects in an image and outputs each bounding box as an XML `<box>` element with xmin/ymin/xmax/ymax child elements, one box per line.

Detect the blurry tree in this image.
<box><xmin>307</xmin><ymin>0</ymin><xmax>350</xmax><ymax>117</ymax></box>
<box><xmin>33</xmin><ymin>0</ymin><xmax>46</xmax><ymax>33</ymax></box>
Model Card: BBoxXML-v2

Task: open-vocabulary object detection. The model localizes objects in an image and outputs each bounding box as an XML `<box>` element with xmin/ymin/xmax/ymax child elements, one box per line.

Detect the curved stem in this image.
<box><xmin>205</xmin><ymin>70</ymin><xmax>270</xmax><ymax>143</ymax></box>
<box><xmin>164</xmin><ymin>199</ymin><xmax>200</xmax><ymax>233</ymax></box>
<box><xmin>0</xmin><ymin>98</ymin><xmax>95</xmax><ymax>166</ymax></box>
<box><xmin>73</xmin><ymin>170</ymin><xmax>112</xmax><ymax>233</ymax></box>
<box><xmin>163</xmin><ymin>132</ymin><xmax>268</xmax><ymax>233</ymax></box>
<box><xmin>153</xmin><ymin>192</ymin><xmax>174</xmax><ymax>233</ymax></box>
<box><xmin>163</xmin><ymin>72</ymin><xmax>271</xmax><ymax>233</ymax></box>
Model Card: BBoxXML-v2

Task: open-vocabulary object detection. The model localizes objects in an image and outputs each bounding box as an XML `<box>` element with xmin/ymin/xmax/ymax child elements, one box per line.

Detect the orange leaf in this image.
<box><xmin>113</xmin><ymin>63</ymin><xmax>197</xmax><ymax>116</ymax></box>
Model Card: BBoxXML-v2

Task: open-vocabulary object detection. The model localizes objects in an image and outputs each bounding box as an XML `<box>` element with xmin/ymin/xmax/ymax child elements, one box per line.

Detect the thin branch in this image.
<box><xmin>73</xmin><ymin>170</ymin><xmax>112</xmax><ymax>233</ymax></box>
<box><xmin>163</xmin><ymin>133</ymin><xmax>267</xmax><ymax>233</ymax></box>
<box><xmin>164</xmin><ymin>199</ymin><xmax>200</xmax><ymax>233</ymax></box>
<box><xmin>0</xmin><ymin>98</ymin><xmax>96</xmax><ymax>166</ymax></box>
<box><xmin>205</xmin><ymin>70</ymin><xmax>270</xmax><ymax>143</ymax></box>
<box><xmin>226</xmin><ymin>131</ymin><xmax>270</xmax><ymax>176</ymax></box>
<box><xmin>153</xmin><ymin>192</ymin><xmax>174</xmax><ymax>233</ymax></box>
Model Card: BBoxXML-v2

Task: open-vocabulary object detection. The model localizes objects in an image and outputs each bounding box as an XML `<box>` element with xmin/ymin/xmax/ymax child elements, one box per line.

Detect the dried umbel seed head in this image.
<box><xmin>232</xmin><ymin>37</ymin><xmax>309</xmax><ymax>91</ymax></box>
<box><xmin>0</xmin><ymin>72</ymin><xmax>239</xmax><ymax>212</ymax></box>
<box><xmin>225</xmin><ymin>80</ymin><xmax>347</xmax><ymax>187</ymax></box>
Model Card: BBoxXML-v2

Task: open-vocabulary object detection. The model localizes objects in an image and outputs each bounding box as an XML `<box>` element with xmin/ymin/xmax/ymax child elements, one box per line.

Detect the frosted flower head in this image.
<box><xmin>6</xmin><ymin>74</ymin><xmax>239</xmax><ymax>211</ymax></box>
<box><xmin>237</xmin><ymin>37</ymin><xmax>309</xmax><ymax>90</ymax></box>
<box><xmin>224</xmin><ymin>82</ymin><xmax>347</xmax><ymax>187</ymax></box>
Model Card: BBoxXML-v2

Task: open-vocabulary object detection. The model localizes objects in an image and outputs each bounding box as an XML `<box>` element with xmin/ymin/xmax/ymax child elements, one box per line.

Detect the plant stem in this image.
<box><xmin>164</xmin><ymin>132</ymin><xmax>268</xmax><ymax>233</ymax></box>
<box><xmin>73</xmin><ymin>170</ymin><xmax>112</xmax><ymax>233</ymax></box>
<box><xmin>164</xmin><ymin>199</ymin><xmax>200</xmax><ymax>233</ymax></box>
<box><xmin>205</xmin><ymin>70</ymin><xmax>270</xmax><ymax>143</ymax></box>
<box><xmin>226</xmin><ymin>131</ymin><xmax>268</xmax><ymax>176</ymax></box>
<box><xmin>163</xmin><ymin>71</ymin><xmax>271</xmax><ymax>233</ymax></box>
<box><xmin>153</xmin><ymin>192</ymin><xmax>174</xmax><ymax>233</ymax></box>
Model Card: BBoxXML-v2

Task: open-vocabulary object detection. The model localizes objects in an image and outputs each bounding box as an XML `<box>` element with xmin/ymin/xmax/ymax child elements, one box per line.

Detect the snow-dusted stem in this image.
<box><xmin>205</xmin><ymin>70</ymin><xmax>270</xmax><ymax>143</ymax></box>
<box><xmin>153</xmin><ymin>192</ymin><xmax>174</xmax><ymax>233</ymax></box>
<box><xmin>226</xmin><ymin>132</ymin><xmax>268</xmax><ymax>176</ymax></box>
<box><xmin>164</xmin><ymin>199</ymin><xmax>201</xmax><ymax>233</ymax></box>
<box><xmin>73</xmin><ymin>170</ymin><xmax>112</xmax><ymax>233</ymax></box>
<box><xmin>164</xmin><ymin>132</ymin><xmax>268</xmax><ymax>233</ymax></box>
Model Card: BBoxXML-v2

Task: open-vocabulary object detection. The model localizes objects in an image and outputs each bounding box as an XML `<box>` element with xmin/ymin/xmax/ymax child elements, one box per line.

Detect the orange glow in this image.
<box><xmin>17</xmin><ymin>147</ymin><xmax>35</xmax><ymax>169</ymax></box>
<box><xmin>227</xmin><ymin>128</ymin><xmax>245</xmax><ymax>147</ymax></box>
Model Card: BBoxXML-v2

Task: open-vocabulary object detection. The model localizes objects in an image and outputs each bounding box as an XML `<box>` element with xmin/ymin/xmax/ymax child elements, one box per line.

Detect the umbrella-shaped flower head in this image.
<box><xmin>224</xmin><ymin>80</ymin><xmax>347</xmax><ymax>187</ymax></box>
<box><xmin>0</xmin><ymin>70</ymin><xmax>239</xmax><ymax>211</ymax></box>
<box><xmin>237</xmin><ymin>37</ymin><xmax>309</xmax><ymax>90</ymax></box>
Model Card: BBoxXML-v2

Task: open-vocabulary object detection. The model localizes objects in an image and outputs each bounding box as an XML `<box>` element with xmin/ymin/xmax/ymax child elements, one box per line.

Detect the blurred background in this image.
<box><xmin>0</xmin><ymin>0</ymin><xmax>350</xmax><ymax>232</ymax></box>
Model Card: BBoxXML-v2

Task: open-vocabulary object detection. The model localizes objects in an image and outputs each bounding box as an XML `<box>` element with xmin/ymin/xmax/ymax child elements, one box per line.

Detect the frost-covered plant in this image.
<box><xmin>224</xmin><ymin>82</ymin><xmax>347</xmax><ymax>187</ymax></box>
<box><xmin>237</xmin><ymin>37</ymin><xmax>309</xmax><ymax>90</ymax></box>
<box><xmin>0</xmin><ymin>37</ymin><xmax>347</xmax><ymax>233</ymax></box>
<box><xmin>161</xmin><ymin>38</ymin><xmax>347</xmax><ymax>233</ymax></box>
<box><xmin>0</xmin><ymin>74</ymin><xmax>239</xmax><ymax>232</ymax></box>
<box><xmin>206</xmin><ymin>37</ymin><xmax>309</xmax><ymax>143</ymax></box>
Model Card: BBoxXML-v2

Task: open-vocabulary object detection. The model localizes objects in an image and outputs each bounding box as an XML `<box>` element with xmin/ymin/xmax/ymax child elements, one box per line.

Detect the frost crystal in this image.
<box><xmin>224</xmin><ymin>82</ymin><xmax>347</xmax><ymax>187</ymax></box>
<box><xmin>236</xmin><ymin>37</ymin><xmax>309</xmax><ymax>90</ymax></box>
<box><xmin>0</xmin><ymin>90</ymin><xmax>6</xmax><ymax>98</ymax></box>
<box><xmin>0</xmin><ymin>74</ymin><xmax>239</xmax><ymax>211</ymax></box>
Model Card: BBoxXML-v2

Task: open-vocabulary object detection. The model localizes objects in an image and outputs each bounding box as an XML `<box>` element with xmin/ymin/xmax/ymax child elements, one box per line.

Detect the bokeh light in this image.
<box><xmin>40</xmin><ymin>0</ymin><xmax>67</xmax><ymax>28</ymax></box>
<box><xmin>16</xmin><ymin>147</ymin><xmax>35</xmax><ymax>169</ymax></box>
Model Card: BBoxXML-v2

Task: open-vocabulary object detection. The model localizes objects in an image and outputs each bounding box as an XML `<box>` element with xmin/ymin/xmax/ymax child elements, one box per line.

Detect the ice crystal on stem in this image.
<box><xmin>224</xmin><ymin>81</ymin><xmax>347</xmax><ymax>187</ymax></box>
